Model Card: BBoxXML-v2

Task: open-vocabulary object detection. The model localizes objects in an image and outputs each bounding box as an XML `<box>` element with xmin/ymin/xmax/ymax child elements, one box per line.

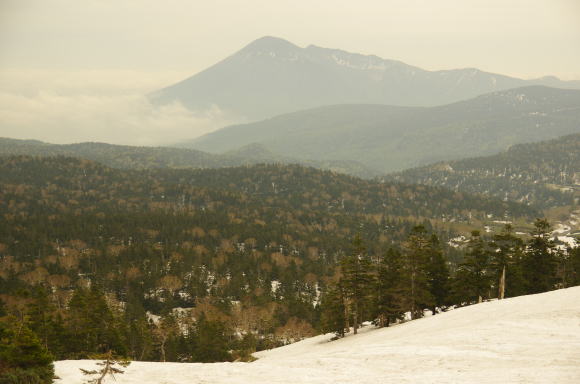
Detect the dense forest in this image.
<box><xmin>386</xmin><ymin>133</ymin><xmax>580</xmax><ymax>209</ymax></box>
<box><xmin>0</xmin><ymin>155</ymin><xmax>577</xmax><ymax>383</ymax></box>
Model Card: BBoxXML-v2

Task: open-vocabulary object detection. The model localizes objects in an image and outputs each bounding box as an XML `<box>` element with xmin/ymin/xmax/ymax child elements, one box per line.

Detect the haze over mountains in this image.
<box><xmin>4</xmin><ymin>87</ymin><xmax>580</xmax><ymax>178</ymax></box>
<box><xmin>4</xmin><ymin>36</ymin><xmax>580</xmax><ymax>180</ymax></box>
<box><xmin>152</xmin><ymin>36</ymin><xmax>580</xmax><ymax>122</ymax></box>
<box><xmin>183</xmin><ymin>86</ymin><xmax>580</xmax><ymax>173</ymax></box>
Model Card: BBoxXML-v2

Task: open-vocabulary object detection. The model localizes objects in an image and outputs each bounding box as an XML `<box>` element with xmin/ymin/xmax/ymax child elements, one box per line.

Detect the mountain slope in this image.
<box><xmin>0</xmin><ymin>156</ymin><xmax>536</xmax><ymax>222</ymax></box>
<box><xmin>386</xmin><ymin>133</ymin><xmax>580</xmax><ymax>209</ymax></box>
<box><xmin>184</xmin><ymin>86</ymin><xmax>580</xmax><ymax>173</ymax></box>
<box><xmin>152</xmin><ymin>36</ymin><xmax>580</xmax><ymax>121</ymax></box>
<box><xmin>0</xmin><ymin>137</ymin><xmax>379</xmax><ymax>177</ymax></box>
<box><xmin>55</xmin><ymin>287</ymin><xmax>580</xmax><ymax>383</ymax></box>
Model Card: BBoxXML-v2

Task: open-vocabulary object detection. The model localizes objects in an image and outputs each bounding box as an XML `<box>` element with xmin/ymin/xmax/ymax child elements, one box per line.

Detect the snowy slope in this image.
<box><xmin>55</xmin><ymin>287</ymin><xmax>580</xmax><ymax>384</ymax></box>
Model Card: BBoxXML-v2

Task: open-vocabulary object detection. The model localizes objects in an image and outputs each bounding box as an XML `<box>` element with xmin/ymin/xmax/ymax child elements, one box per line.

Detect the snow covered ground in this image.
<box><xmin>55</xmin><ymin>287</ymin><xmax>580</xmax><ymax>384</ymax></box>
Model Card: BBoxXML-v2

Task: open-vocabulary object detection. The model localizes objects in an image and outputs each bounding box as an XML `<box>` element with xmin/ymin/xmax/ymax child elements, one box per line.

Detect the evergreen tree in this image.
<box><xmin>0</xmin><ymin>317</ymin><xmax>54</xmax><ymax>384</ymax></box>
<box><xmin>320</xmin><ymin>283</ymin><xmax>347</xmax><ymax>337</ymax></box>
<box><xmin>374</xmin><ymin>248</ymin><xmax>406</xmax><ymax>327</ymax></box>
<box><xmin>191</xmin><ymin>314</ymin><xmax>231</xmax><ymax>363</ymax></box>
<box><xmin>401</xmin><ymin>226</ymin><xmax>434</xmax><ymax>319</ymax></box>
<box><xmin>426</xmin><ymin>235</ymin><xmax>450</xmax><ymax>314</ymax></box>
<box><xmin>152</xmin><ymin>312</ymin><xmax>179</xmax><ymax>362</ymax></box>
<box><xmin>231</xmin><ymin>332</ymin><xmax>258</xmax><ymax>361</ymax></box>
<box><xmin>26</xmin><ymin>287</ymin><xmax>65</xmax><ymax>358</ymax></box>
<box><xmin>568</xmin><ymin>244</ymin><xmax>580</xmax><ymax>286</ymax></box>
<box><xmin>80</xmin><ymin>350</ymin><xmax>130</xmax><ymax>384</ymax></box>
<box><xmin>452</xmin><ymin>231</ymin><xmax>492</xmax><ymax>304</ymax></box>
<box><xmin>491</xmin><ymin>224</ymin><xmax>525</xmax><ymax>299</ymax></box>
<box><xmin>123</xmin><ymin>292</ymin><xmax>154</xmax><ymax>361</ymax></box>
<box><xmin>66</xmin><ymin>287</ymin><xmax>126</xmax><ymax>358</ymax></box>
<box><xmin>340</xmin><ymin>235</ymin><xmax>375</xmax><ymax>334</ymax></box>
<box><xmin>523</xmin><ymin>219</ymin><xmax>558</xmax><ymax>294</ymax></box>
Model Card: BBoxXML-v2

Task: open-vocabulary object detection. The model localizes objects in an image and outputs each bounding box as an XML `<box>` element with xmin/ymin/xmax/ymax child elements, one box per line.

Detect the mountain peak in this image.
<box><xmin>240</xmin><ymin>36</ymin><xmax>299</xmax><ymax>53</ymax></box>
<box><xmin>152</xmin><ymin>37</ymin><xmax>580</xmax><ymax>122</ymax></box>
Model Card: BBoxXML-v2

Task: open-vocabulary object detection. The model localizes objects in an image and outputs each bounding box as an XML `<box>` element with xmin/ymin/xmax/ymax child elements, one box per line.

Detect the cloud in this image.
<box><xmin>0</xmin><ymin>69</ymin><xmax>238</xmax><ymax>146</ymax></box>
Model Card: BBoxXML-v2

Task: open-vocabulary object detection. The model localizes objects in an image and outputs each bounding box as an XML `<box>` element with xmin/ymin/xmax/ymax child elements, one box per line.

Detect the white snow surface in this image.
<box><xmin>55</xmin><ymin>287</ymin><xmax>580</xmax><ymax>384</ymax></box>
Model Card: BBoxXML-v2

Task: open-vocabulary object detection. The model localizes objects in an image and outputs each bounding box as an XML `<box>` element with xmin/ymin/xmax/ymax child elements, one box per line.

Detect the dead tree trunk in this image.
<box><xmin>343</xmin><ymin>297</ymin><xmax>350</xmax><ymax>333</ymax></box>
<box><xmin>353</xmin><ymin>300</ymin><xmax>358</xmax><ymax>335</ymax></box>
<box><xmin>498</xmin><ymin>265</ymin><xmax>506</xmax><ymax>300</ymax></box>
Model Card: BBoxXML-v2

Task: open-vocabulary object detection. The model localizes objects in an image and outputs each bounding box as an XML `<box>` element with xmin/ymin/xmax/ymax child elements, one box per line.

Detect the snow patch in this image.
<box><xmin>55</xmin><ymin>287</ymin><xmax>580</xmax><ymax>384</ymax></box>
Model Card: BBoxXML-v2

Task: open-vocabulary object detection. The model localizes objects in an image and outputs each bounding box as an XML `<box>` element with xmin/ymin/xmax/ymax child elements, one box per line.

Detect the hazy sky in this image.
<box><xmin>1</xmin><ymin>0</ymin><xmax>579</xmax><ymax>145</ymax></box>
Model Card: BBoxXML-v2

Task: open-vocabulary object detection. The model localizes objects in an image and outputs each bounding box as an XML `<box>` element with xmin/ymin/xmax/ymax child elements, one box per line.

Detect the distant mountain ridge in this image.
<box><xmin>152</xmin><ymin>36</ymin><xmax>580</xmax><ymax>121</ymax></box>
<box><xmin>384</xmin><ymin>133</ymin><xmax>580</xmax><ymax>210</ymax></box>
<box><xmin>182</xmin><ymin>86</ymin><xmax>580</xmax><ymax>173</ymax></box>
<box><xmin>0</xmin><ymin>137</ymin><xmax>379</xmax><ymax>178</ymax></box>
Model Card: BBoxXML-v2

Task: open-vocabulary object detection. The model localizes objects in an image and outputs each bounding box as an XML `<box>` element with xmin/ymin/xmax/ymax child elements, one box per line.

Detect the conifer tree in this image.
<box><xmin>523</xmin><ymin>219</ymin><xmax>558</xmax><ymax>294</ymax></box>
<box><xmin>153</xmin><ymin>313</ymin><xmax>179</xmax><ymax>362</ymax></box>
<box><xmin>80</xmin><ymin>350</ymin><xmax>130</xmax><ymax>384</ymax></box>
<box><xmin>66</xmin><ymin>287</ymin><xmax>126</xmax><ymax>358</ymax></box>
<box><xmin>320</xmin><ymin>283</ymin><xmax>347</xmax><ymax>337</ymax></box>
<box><xmin>374</xmin><ymin>248</ymin><xmax>406</xmax><ymax>327</ymax></box>
<box><xmin>0</xmin><ymin>316</ymin><xmax>54</xmax><ymax>384</ymax></box>
<box><xmin>491</xmin><ymin>224</ymin><xmax>524</xmax><ymax>299</ymax></box>
<box><xmin>340</xmin><ymin>234</ymin><xmax>374</xmax><ymax>334</ymax></box>
<box><xmin>426</xmin><ymin>234</ymin><xmax>450</xmax><ymax>314</ymax></box>
<box><xmin>452</xmin><ymin>231</ymin><xmax>492</xmax><ymax>304</ymax></box>
<box><xmin>191</xmin><ymin>313</ymin><xmax>231</xmax><ymax>362</ymax></box>
<box><xmin>401</xmin><ymin>226</ymin><xmax>434</xmax><ymax>319</ymax></box>
<box><xmin>124</xmin><ymin>292</ymin><xmax>154</xmax><ymax>361</ymax></box>
<box><xmin>25</xmin><ymin>287</ymin><xmax>66</xmax><ymax>358</ymax></box>
<box><xmin>569</xmin><ymin>244</ymin><xmax>580</xmax><ymax>286</ymax></box>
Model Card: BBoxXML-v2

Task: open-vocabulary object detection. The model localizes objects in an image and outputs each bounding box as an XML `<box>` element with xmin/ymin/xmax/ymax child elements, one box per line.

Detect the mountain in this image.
<box><xmin>182</xmin><ymin>86</ymin><xmax>580</xmax><ymax>173</ymax></box>
<box><xmin>0</xmin><ymin>137</ymin><xmax>378</xmax><ymax>177</ymax></box>
<box><xmin>152</xmin><ymin>36</ymin><xmax>580</xmax><ymax>121</ymax></box>
<box><xmin>55</xmin><ymin>287</ymin><xmax>580</xmax><ymax>384</ymax></box>
<box><xmin>385</xmin><ymin>134</ymin><xmax>580</xmax><ymax>210</ymax></box>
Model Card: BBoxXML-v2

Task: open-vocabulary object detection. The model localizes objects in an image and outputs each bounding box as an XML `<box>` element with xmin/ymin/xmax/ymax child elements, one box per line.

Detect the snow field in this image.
<box><xmin>56</xmin><ymin>286</ymin><xmax>580</xmax><ymax>384</ymax></box>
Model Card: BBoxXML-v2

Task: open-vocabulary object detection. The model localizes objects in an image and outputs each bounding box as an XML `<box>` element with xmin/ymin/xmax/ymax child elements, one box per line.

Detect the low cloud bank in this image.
<box><xmin>0</xmin><ymin>69</ymin><xmax>237</xmax><ymax>146</ymax></box>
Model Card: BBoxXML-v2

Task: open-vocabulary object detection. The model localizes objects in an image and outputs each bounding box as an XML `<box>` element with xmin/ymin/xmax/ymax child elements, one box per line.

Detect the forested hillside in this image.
<box><xmin>386</xmin><ymin>133</ymin><xmax>580</xmax><ymax>209</ymax></box>
<box><xmin>0</xmin><ymin>156</ymin><xmax>550</xmax><ymax>365</ymax></box>
<box><xmin>0</xmin><ymin>138</ymin><xmax>376</xmax><ymax>177</ymax></box>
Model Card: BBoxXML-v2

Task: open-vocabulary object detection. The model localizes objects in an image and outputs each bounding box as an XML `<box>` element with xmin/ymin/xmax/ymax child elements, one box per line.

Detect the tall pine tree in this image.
<box><xmin>340</xmin><ymin>234</ymin><xmax>374</xmax><ymax>334</ymax></box>
<box><xmin>320</xmin><ymin>283</ymin><xmax>347</xmax><ymax>337</ymax></box>
<box><xmin>426</xmin><ymin>234</ymin><xmax>450</xmax><ymax>314</ymax></box>
<box><xmin>523</xmin><ymin>219</ymin><xmax>558</xmax><ymax>294</ymax></box>
<box><xmin>491</xmin><ymin>224</ymin><xmax>525</xmax><ymax>299</ymax></box>
<box><xmin>0</xmin><ymin>316</ymin><xmax>54</xmax><ymax>384</ymax></box>
<box><xmin>452</xmin><ymin>231</ymin><xmax>491</xmax><ymax>304</ymax></box>
<box><xmin>401</xmin><ymin>226</ymin><xmax>434</xmax><ymax>319</ymax></box>
<box><xmin>374</xmin><ymin>248</ymin><xmax>406</xmax><ymax>327</ymax></box>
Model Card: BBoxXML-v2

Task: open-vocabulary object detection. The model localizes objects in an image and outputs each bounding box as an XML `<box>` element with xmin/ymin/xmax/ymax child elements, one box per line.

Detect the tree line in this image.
<box><xmin>321</xmin><ymin>219</ymin><xmax>579</xmax><ymax>338</ymax></box>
